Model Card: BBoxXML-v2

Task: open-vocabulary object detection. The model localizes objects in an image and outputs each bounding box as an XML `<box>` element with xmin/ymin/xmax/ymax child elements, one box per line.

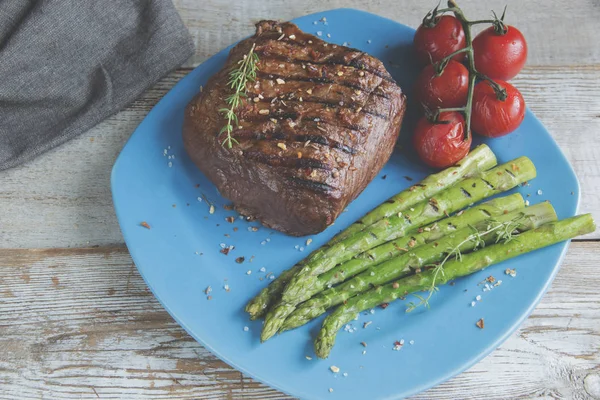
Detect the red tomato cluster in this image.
<box><xmin>412</xmin><ymin>11</ymin><xmax>527</xmax><ymax>168</ymax></box>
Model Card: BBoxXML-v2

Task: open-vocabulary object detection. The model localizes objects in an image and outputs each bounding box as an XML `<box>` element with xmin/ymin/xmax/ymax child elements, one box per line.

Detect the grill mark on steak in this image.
<box><xmin>286</xmin><ymin>176</ymin><xmax>336</xmax><ymax>195</ymax></box>
<box><xmin>256</xmin><ymin>71</ymin><xmax>391</xmax><ymax>100</ymax></box>
<box><xmin>241</xmin><ymin>112</ymin><xmax>367</xmax><ymax>133</ymax></box>
<box><xmin>254</xmin><ymin>50</ymin><xmax>394</xmax><ymax>82</ymax></box>
<box><xmin>243</xmin><ymin>150</ymin><xmax>331</xmax><ymax>170</ymax></box>
<box><xmin>235</xmin><ymin>130</ymin><xmax>358</xmax><ymax>155</ymax></box>
<box><xmin>255</xmin><ymin>97</ymin><xmax>389</xmax><ymax>120</ymax></box>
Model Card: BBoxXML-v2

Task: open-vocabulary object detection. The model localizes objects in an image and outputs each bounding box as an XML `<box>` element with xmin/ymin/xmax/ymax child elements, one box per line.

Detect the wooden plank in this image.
<box><xmin>0</xmin><ymin>244</ymin><xmax>598</xmax><ymax>399</ymax></box>
<box><xmin>0</xmin><ymin>65</ymin><xmax>598</xmax><ymax>248</ymax></box>
<box><xmin>173</xmin><ymin>0</ymin><xmax>600</xmax><ymax>67</ymax></box>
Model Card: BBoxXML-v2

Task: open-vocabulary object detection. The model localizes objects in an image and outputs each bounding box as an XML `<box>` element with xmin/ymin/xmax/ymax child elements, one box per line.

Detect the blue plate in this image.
<box><xmin>111</xmin><ymin>9</ymin><xmax>580</xmax><ymax>400</ymax></box>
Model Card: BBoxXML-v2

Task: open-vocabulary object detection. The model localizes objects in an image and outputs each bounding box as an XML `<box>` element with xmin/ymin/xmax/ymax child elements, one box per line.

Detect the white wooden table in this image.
<box><xmin>1</xmin><ymin>1</ymin><xmax>599</xmax><ymax>398</ymax></box>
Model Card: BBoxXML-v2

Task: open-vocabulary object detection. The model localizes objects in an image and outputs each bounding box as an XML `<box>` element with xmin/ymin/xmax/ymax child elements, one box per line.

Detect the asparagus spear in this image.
<box><xmin>314</xmin><ymin>214</ymin><xmax>596</xmax><ymax>358</ymax></box>
<box><xmin>245</xmin><ymin>146</ymin><xmax>497</xmax><ymax>320</ymax></box>
<box><xmin>298</xmin><ymin>193</ymin><xmax>523</xmax><ymax>299</ymax></box>
<box><xmin>261</xmin><ymin>158</ymin><xmax>535</xmax><ymax>341</ymax></box>
<box><xmin>281</xmin><ymin>201</ymin><xmax>556</xmax><ymax>332</ymax></box>
<box><xmin>282</xmin><ymin>157</ymin><xmax>535</xmax><ymax>302</ymax></box>
<box><xmin>246</xmin><ymin>194</ymin><xmax>522</xmax><ymax>321</ymax></box>
<box><xmin>260</xmin><ymin>194</ymin><xmax>522</xmax><ymax>328</ymax></box>
<box><xmin>331</xmin><ymin>144</ymin><xmax>497</xmax><ymax>244</ymax></box>
<box><xmin>245</xmin><ymin>265</ymin><xmax>301</xmax><ymax>320</ymax></box>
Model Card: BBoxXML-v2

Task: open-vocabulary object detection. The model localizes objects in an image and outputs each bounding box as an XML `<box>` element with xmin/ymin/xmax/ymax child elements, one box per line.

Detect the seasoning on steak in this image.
<box><xmin>183</xmin><ymin>20</ymin><xmax>407</xmax><ymax>236</ymax></box>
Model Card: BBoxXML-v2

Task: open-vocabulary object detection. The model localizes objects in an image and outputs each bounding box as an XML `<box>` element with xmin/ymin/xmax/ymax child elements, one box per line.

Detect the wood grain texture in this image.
<box><xmin>173</xmin><ymin>0</ymin><xmax>600</xmax><ymax>67</ymax></box>
<box><xmin>0</xmin><ymin>66</ymin><xmax>599</xmax><ymax>248</ymax></box>
<box><xmin>0</xmin><ymin>244</ymin><xmax>598</xmax><ymax>399</ymax></box>
<box><xmin>1</xmin><ymin>1</ymin><xmax>600</xmax><ymax>398</ymax></box>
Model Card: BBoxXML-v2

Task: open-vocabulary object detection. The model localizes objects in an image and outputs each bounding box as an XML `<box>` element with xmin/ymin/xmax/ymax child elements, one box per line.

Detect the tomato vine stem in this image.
<box><xmin>428</xmin><ymin>1</ymin><xmax>506</xmax><ymax>141</ymax></box>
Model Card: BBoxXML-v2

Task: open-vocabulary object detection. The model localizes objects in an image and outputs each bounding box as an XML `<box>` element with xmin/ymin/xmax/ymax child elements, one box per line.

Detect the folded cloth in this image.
<box><xmin>0</xmin><ymin>0</ymin><xmax>194</xmax><ymax>170</ymax></box>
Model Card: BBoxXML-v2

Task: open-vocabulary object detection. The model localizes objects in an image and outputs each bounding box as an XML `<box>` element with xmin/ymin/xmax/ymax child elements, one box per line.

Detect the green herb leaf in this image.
<box><xmin>218</xmin><ymin>43</ymin><xmax>259</xmax><ymax>148</ymax></box>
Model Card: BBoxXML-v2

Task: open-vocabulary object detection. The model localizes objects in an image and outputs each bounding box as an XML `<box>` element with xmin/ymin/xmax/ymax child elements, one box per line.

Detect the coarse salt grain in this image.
<box><xmin>220</xmin><ymin>243</ymin><xmax>226</xmax><ymax>248</ymax></box>
<box><xmin>243</xmin><ymin>326</ymin><xmax>249</xmax><ymax>331</ymax></box>
<box><xmin>269</xmin><ymin>275</ymin><xmax>275</xmax><ymax>280</ymax></box>
<box><xmin>476</xmin><ymin>295</ymin><xmax>482</xmax><ymax>301</ymax></box>
<box><xmin>343</xmin><ymin>372</ymin><xmax>348</xmax><ymax>377</ymax></box>
<box><xmin>409</xmin><ymin>340</ymin><xmax>414</xmax><ymax>345</ymax></box>
<box><xmin>330</xmin><ymin>365</ymin><xmax>340</xmax><ymax>373</ymax></box>
<box><xmin>260</xmin><ymin>267</ymin><xmax>266</xmax><ymax>272</ymax></box>
<box><xmin>537</xmin><ymin>189</ymin><xmax>543</xmax><ymax>195</ymax></box>
<box><xmin>276</xmin><ymin>78</ymin><xmax>285</xmax><ymax>85</ymax></box>
<box><xmin>306</xmin><ymin>356</ymin><xmax>312</xmax><ymax>360</ymax></box>
<box><xmin>317</xmin><ymin>31</ymin><xmax>323</xmax><ymax>36</ymax></box>
<box><xmin>266</xmin><ymin>238</ymin><xmax>271</xmax><ymax>242</ymax></box>
<box><xmin>525</xmin><ymin>200</ymin><xmax>530</xmax><ymax>206</ymax></box>
<box><xmin>471</xmin><ymin>301</ymin><xmax>476</xmax><ymax>307</ymax></box>
<box><xmin>260</xmin><ymin>241</ymin><xmax>266</xmax><ymax>245</ymax></box>
<box><xmin>306</xmin><ymin>238</ymin><xmax>313</xmax><ymax>246</ymax></box>
<box><xmin>288</xmin><ymin>34</ymin><xmax>296</xmax><ymax>39</ymax></box>
<box><xmin>246</xmin><ymin>270</ymin><xmax>252</xmax><ymax>275</ymax></box>
<box><xmin>327</xmin><ymin>33</ymin><xmax>331</xmax><ymax>38</ymax></box>
<box><xmin>329</xmin><ymin>388</ymin><xmax>333</xmax><ymax>393</ymax></box>
<box><xmin>168</xmin><ymin>161</ymin><xmax>173</xmax><ymax>168</ymax></box>
<box><xmin>367</xmin><ymin>39</ymin><xmax>372</xmax><ymax>44</ymax></box>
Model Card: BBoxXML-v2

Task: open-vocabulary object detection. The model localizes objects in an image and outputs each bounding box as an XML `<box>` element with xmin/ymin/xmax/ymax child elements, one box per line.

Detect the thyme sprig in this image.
<box><xmin>218</xmin><ymin>43</ymin><xmax>259</xmax><ymax>149</ymax></box>
<box><xmin>406</xmin><ymin>217</ymin><xmax>522</xmax><ymax>312</ymax></box>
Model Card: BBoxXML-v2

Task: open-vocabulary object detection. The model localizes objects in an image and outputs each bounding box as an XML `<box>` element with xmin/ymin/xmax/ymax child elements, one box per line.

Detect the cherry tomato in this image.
<box><xmin>414</xmin><ymin>15</ymin><xmax>466</xmax><ymax>65</ymax></box>
<box><xmin>473</xmin><ymin>25</ymin><xmax>527</xmax><ymax>81</ymax></box>
<box><xmin>414</xmin><ymin>60</ymin><xmax>469</xmax><ymax>109</ymax></box>
<box><xmin>413</xmin><ymin>112</ymin><xmax>472</xmax><ymax>169</ymax></box>
<box><xmin>471</xmin><ymin>80</ymin><xmax>525</xmax><ymax>138</ymax></box>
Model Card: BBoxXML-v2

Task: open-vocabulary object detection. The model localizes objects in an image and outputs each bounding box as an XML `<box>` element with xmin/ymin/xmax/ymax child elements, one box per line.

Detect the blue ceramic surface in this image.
<box><xmin>111</xmin><ymin>9</ymin><xmax>580</xmax><ymax>399</ymax></box>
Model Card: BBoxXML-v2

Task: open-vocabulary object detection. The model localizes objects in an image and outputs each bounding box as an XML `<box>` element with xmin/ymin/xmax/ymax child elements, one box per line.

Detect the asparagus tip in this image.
<box><xmin>314</xmin><ymin>335</ymin><xmax>335</xmax><ymax>359</ymax></box>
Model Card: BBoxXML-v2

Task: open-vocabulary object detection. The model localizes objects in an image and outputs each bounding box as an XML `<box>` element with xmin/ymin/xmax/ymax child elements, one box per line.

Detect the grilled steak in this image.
<box><xmin>183</xmin><ymin>20</ymin><xmax>407</xmax><ymax>236</ymax></box>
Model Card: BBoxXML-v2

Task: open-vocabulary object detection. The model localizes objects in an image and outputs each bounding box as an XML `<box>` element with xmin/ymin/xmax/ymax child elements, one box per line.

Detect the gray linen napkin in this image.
<box><xmin>0</xmin><ymin>0</ymin><xmax>195</xmax><ymax>170</ymax></box>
